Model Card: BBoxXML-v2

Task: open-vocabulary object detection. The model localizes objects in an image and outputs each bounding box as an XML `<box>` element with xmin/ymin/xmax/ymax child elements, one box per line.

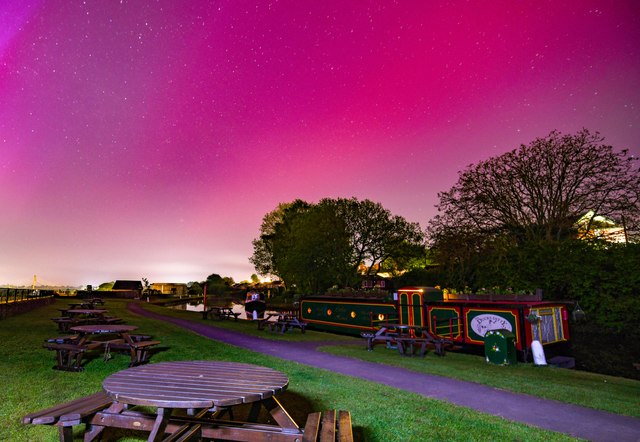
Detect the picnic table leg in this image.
<box><xmin>434</xmin><ymin>340</ymin><xmax>445</xmax><ymax>356</ymax></box>
<box><xmin>260</xmin><ymin>396</ymin><xmax>301</xmax><ymax>432</ymax></box>
<box><xmin>59</xmin><ymin>426</ymin><xmax>73</xmax><ymax>442</ymax></box>
<box><xmin>148</xmin><ymin>407</ymin><xmax>173</xmax><ymax>442</ymax></box>
<box><xmin>84</xmin><ymin>401</ymin><xmax>125</xmax><ymax>441</ymax></box>
<box><xmin>418</xmin><ymin>340</ymin><xmax>428</xmax><ymax>357</ymax></box>
<box><xmin>247</xmin><ymin>401</ymin><xmax>262</xmax><ymax>422</ymax></box>
<box><xmin>54</xmin><ymin>347</ymin><xmax>84</xmax><ymax>371</ymax></box>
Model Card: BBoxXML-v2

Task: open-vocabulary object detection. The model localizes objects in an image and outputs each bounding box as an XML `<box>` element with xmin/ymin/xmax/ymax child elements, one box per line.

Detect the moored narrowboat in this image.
<box><xmin>299</xmin><ymin>286</ymin><xmax>571</xmax><ymax>361</ymax></box>
<box><xmin>397</xmin><ymin>286</ymin><xmax>570</xmax><ymax>361</ymax></box>
<box><xmin>244</xmin><ymin>291</ymin><xmax>267</xmax><ymax>320</ymax></box>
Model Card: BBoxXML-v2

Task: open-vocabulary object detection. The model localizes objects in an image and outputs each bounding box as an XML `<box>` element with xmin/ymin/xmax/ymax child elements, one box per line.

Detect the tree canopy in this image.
<box><xmin>250</xmin><ymin>197</ymin><xmax>425</xmax><ymax>294</ymax></box>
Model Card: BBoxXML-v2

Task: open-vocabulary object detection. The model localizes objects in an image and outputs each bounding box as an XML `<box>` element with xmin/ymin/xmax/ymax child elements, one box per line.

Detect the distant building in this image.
<box><xmin>576</xmin><ymin>210</ymin><xmax>628</xmax><ymax>243</ymax></box>
<box><xmin>112</xmin><ymin>280</ymin><xmax>143</xmax><ymax>298</ymax></box>
<box><xmin>150</xmin><ymin>282</ymin><xmax>188</xmax><ymax>296</ymax></box>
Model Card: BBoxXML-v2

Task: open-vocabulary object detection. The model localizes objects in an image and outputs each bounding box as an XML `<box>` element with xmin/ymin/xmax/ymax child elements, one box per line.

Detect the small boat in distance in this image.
<box><xmin>244</xmin><ymin>291</ymin><xmax>266</xmax><ymax>320</ymax></box>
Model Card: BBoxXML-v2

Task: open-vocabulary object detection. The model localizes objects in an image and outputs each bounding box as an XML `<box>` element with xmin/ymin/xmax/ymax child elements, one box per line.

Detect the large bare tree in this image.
<box><xmin>428</xmin><ymin>130</ymin><xmax>640</xmax><ymax>246</ymax></box>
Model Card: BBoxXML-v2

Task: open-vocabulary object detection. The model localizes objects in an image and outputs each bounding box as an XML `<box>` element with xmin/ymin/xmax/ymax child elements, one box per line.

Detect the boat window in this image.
<box><xmin>530</xmin><ymin>307</ymin><xmax>565</xmax><ymax>344</ymax></box>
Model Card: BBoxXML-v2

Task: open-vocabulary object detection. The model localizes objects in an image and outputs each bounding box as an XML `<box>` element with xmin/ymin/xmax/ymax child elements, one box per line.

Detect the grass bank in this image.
<box><xmin>2</xmin><ymin>298</ymin><xmax>584</xmax><ymax>441</ymax></box>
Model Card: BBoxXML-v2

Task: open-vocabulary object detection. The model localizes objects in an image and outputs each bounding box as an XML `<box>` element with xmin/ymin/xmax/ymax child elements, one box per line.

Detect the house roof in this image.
<box><xmin>112</xmin><ymin>280</ymin><xmax>143</xmax><ymax>290</ymax></box>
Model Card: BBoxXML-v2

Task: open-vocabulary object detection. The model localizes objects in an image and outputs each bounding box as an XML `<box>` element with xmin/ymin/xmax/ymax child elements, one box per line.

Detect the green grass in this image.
<box><xmin>1</xmin><ymin>298</ymin><xmax>591</xmax><ymax>441</ymax></box>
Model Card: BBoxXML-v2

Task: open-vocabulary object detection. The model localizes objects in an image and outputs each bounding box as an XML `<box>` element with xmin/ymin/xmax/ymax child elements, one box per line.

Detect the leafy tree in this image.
<box><xmin>141</xmin><ymin>277</ymin><xmax>150</xmax><ymax>294</ymax></box>
<box><xmin>322</xmin><ymin>198</ymin><xmax>425</xmax><ymax>276</ymax></box>
<box><xmin>251</xmin><ymin>198</ymin><xmax>425</xmax><ymax>293</ymax></box>
<box><xmin>187</xmin><ymin>281</ymin><xmax>203</xmax><ymax>295</ymax></box>
<box><xmin>250</xmin><ymin>200</ymin><xmax>309</xmax><ymax>277</ymax></box>
<box><xmin>205</xmin><ymin>273</ymin><xmax>229</xmax><ymax>295</ymax></box>
<box><xmin>270</xmin><ymin>202</ymin><xmax>353</xmax><ymax>293</ymax></box>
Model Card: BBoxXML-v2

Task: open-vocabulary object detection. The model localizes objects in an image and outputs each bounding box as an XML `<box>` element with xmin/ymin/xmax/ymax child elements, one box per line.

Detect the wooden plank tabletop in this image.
<box><xmin>70</xmin><ymin>324</ymin><xmax>137</xmax><ymax>334</ymax></box>
<box><xmin>102</xmin><ymin>361</ymin><xmax>289</xmax><ymax>409</ymax></box>
<box><xmin>65</xmin><ymin>309</ymin><xmax>108</xmax><ymax>315</ymax></box>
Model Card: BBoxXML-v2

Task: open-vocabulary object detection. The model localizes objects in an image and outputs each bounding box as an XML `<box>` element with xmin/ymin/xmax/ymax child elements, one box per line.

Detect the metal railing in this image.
<box><xmin>0</xmin><ymin>288</ymin><xmax>55</xmax><ymax>304</ymax></box>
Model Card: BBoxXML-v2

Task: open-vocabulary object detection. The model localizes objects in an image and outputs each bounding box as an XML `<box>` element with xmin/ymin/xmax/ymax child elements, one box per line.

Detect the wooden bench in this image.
<box><xmin>44</xmin><ymin>342</ymin><xmax>88</xmax><ymax>371</ymax></box>
<box><xmin>360</xmin><ymin>331</ymin><xmax>397</xmax><ymax>351</ymax></box>
<box><xmin>106</xmin><ymin>339</ymin><xmax>161</xmax><ymax>366</ymax></box>
<box><xmin>22</xmin><ymin>391</ymin><xmax>114</xmax><ymax>441</ymax></box>
<box><xmin>129</xmin><ymin>334</ymin><xmax>153</xmax><ymax>342</ymax></box>
<box><xmin>51</xmin><ymin>317</ymin><xmax>75</xmax><ymax>333</ymax></box>
<box><xmin>45</xmin><ymin>335</ymin><xmax>79</xmax><ymax>344</ymax></box>
<box><xmin>303</xmin><ymin>410</ymin><xmax>353</xmax><ymax>442</ymax></box>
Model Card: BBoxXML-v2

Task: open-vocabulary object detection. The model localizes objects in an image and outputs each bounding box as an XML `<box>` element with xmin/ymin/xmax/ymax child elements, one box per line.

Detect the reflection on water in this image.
<box><xmin>171</xmin><ymin>302</ymin><xmax>246</xmax><ymax>315</ymax></box>
<box><xmin>170</xmin><ymin>302</ymin><xmax>282</xmax><ymax>320</ymax></box>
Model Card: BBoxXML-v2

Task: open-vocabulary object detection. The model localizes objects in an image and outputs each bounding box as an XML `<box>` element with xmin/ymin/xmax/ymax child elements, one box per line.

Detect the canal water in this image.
<box><xmin>170</xmin><ymin>301</ymin><xmax>286</xmax><ymax>321</ymax></box>
<box><xmin>171</xmin><ymin>301</ymin><xmax>244</xmax><ymax>314</ymax></box>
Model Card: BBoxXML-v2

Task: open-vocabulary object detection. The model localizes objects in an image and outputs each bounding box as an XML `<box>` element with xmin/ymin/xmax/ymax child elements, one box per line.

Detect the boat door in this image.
<box><xmin>397</xmin><ymin>288</ymin><xmax>426</xmax><ymax>335</ymax></box>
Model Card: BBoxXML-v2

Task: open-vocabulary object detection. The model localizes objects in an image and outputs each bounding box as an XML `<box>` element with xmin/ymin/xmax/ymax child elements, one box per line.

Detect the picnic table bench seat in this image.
<box><xmin>43</xmin><ymin>341</ymin><xmax>103</xmax><ymax>371</ymax></box>
<box><xmin>22</xmin><ymin>391</ymin><xmax>113</xmax><ymax>442</ymax></box>
<box><xmin>45</xmin><ymin>335</ymin><xmax>79</xmax><ymax>344</ymax></box>
<box><xmin>360</xmin><ymin>331</ymin><xmax>397</xmax><ymax>351</ymax></box>
<box><xmin>51</xmin><ymin>317</ymin><xmax>74</xmax><ymax>332</ymax></box>
<box><xmin>303</xmin><ymin>410</ymin><xmax>353</xmax><ymax>442</ymax></box>
<box><xmin>104</xmin><ymin>338</ymin><xmax>161</xmax><ymax>366</ymax></box>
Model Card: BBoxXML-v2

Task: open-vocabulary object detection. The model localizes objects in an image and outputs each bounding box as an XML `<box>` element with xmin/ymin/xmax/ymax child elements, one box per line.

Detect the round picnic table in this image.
<box><xmin>102</xmin><ymin>361</ymin><xmax>299</xmax><ymax>441</ymax></box>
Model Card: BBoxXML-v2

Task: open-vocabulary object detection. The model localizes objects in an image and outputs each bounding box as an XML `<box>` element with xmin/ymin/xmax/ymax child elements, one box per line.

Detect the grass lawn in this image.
<box><xmin>0</xmin><ymin>298</ymin><xmax>599</xmax><ymax>441</ymax></box>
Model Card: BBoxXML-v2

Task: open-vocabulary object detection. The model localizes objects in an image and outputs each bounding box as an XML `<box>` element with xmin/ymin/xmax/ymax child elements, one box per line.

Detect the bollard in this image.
<box><xmin>531</xmin><ymin>340</ymin><xmax>547</xmax><ymax>366</ymax></box>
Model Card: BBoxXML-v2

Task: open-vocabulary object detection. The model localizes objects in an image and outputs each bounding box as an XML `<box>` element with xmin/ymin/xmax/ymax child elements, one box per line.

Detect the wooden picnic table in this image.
<box><xmin>51</xmin><ymin>309</ymin><xmax>122</xmax><ymax>332</ymax></box>
<box><xmin>65</xmin><ymin>308</ymin><xmax>108</xmax><ymax>316</ymax></box>
<box><xmin>201</xmin><ymin>306</ymin><xmax>241</xmax><ymax>321</ymax></box>
<box><xmin>66</xmin><ymin>300</ymin><xmax>102</xmax><ymax>310</ymax></box>
<box><xmin>43</xmin><ymin>324</ymin><xmax>160</xmax><ymax>371</ymax></box>
<box><xmin>97</xmin><ymin>361</ymin><xmax>303</xmax><ymax>441</ymax></box>
<box><xmin>71</xmin><ymin>324</ymin><xmax>159</xmax><ymax>367</ymax></box>
<box><xmin>361</xmin><ymin>323</ymin><xmax>452</xmax><ymax>357</ymax></box>
<box><xmin>23</xmin><ymin>361</ymin><xmax>354</xmax><ymax>441</ymax></box>
<box><xmin>266</xmin><ymin>314</ymin><xmax>307</xmax><ymax>334</ymax></box>
<box><xmin>361</xmin><ymin>323</ymin><xmax>431</xmax><ymax>357</ymax></box>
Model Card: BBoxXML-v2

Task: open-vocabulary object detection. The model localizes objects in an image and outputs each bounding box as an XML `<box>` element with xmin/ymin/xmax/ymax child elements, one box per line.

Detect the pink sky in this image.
<box><xmin>1</xmin><ymin>1</ymin><xmax>639</xmax><ymax>287</ymax></box>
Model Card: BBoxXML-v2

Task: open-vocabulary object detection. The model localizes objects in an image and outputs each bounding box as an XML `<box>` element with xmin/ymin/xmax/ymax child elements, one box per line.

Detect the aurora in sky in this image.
<box><xmin>1</xmin><ymin>1</ymin><xmax>639</xmax><ymax>286</ymax></box>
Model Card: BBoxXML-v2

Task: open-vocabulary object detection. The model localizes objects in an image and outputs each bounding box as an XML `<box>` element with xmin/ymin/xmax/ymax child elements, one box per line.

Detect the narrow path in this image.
<box><xmin>128</xmin><ymin>303</ymin><xmax>640</xmax><ymax>442</ymax></box>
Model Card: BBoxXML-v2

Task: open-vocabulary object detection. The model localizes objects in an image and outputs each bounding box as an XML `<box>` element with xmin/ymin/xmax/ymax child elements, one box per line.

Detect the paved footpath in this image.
<box><xmin>129</xmin><ymin>303</ymin><xmax>640</xmax><ymax>442</ymax></box>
